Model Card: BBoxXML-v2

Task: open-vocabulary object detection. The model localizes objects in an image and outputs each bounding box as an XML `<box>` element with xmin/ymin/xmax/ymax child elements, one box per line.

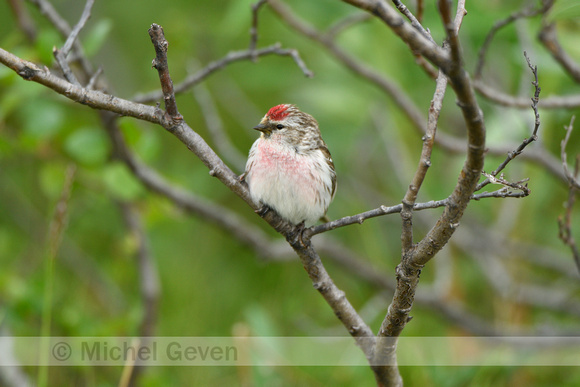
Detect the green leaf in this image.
<box><xmin>102</xmin><ymin>162</ymin><xmax>144</xmax><ymax>200</ymax></box>
<box><xmin>20</xmin><ymin>99</ymin><xmax>65</xmax><ymax>141</ymax></box>
<box><xmin>83</xmin><ymin>19</ymin><xmax>113</xmax><ymax>57</ymax></box>
<box><xmin>64</xmin><ymin>127</ymin><xmax>110</xmax><ymax>165</ymax></box>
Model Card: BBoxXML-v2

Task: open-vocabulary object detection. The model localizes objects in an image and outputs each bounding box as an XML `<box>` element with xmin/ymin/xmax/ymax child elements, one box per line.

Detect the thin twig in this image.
<box><xmin>62</xmin><ymin>0</ymin><xmax>94</xmax><ymax>56</ymax></box>
<box><xmin>391</xmin><ymin>0</ymin><xmax>433</xmax><ymax>42</ymax></box>
<box><xmin>559</xmin><ymin>116</ymin><xmax>580</xmax><ymax>272</ymax></box>
<box><xmin>133</xmin><ymin>44</ymin><xmax>313</xmax><ymax>103</ymax></box>
<box><xmin>326</xmin><ymin>12</ymin><xmax>372</xmax><ymax>39</ymax></box>
<box><xmin>476</xmin><ymin>52</ymin><xmax>540</xmax><ymax>192</ymax></box>
<box><xmin>400</xmin><ymin>71</ymin><xmax>446</xmax><ymax>252</ymax></box>
<box><xmin>86</xmin><ymin>66</ymin><xmax>103</xmax><ymax>90</ymax></box>
<box><xmin>249</xmin><ymin>0</ymin><xmax>268</xmax><ymax>59</ymax></box>
<box><xmin>391</xmin><ymin>0</ymin><xmax>439</xmax><ymax>79</ymax></box>
<box><xmin>29</xmin><ymin>0</ymin><xmax>95</xmax><ymax>83</ymax></box>
<box><xmin>39</xmin><ymin>163</ymin><xmax>76</xmax><ymax>387</ymax></box>
<box><xmin>474</xmin><ymin>0</ymin><xmax>555</xmax><ymax>79</ymax></box>
<box><xmin>558</xmin><ymin>153</ymin><xmax>580</xmax><ymax>275</ymax></box>
<box><xmin>52</xmin><ymin>0</ymin><xmax>95</xmax><ymax>86</ymax></box>
<box><xmin>8</xmin><ymin>0</ymin><xmax>36</xmax><ymax>41</ymax></box>
<box><xmin>474</xmin><ymin>81</ymin><xmax>580</xmax><ymax>109</ymax></box>
<box><xmin>561</xmin><ymin>116</ymin><xmax>580</xmax><ymax>190</ymax></box>
<box><xmin>539</xmin><ymin>23</ymin><xmax>580</xmax><ymax>84</ymax></box>
<box><xmin>193</xmin><ymin>85</ymin><xmax>247</xmax><ymax>172</ymax></box>
<box><xmin>119</xmin><ymin>203</ymin><xmax>160</xmax><ymax>387</ymax></box>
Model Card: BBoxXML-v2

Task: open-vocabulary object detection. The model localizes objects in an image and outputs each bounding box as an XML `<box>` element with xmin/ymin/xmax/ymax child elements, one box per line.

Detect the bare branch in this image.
<box><xmin>561</xmin><ymin>116</ymin><xmax>580</xmax><ymax>190</ymax></box>
<box><xmin>476</xmin><ymin>52</ymin><xmax>541</xmax><ymax>192</ymax></box>
<box><xmin>471</xmin><ymin>187</ymin><xmax>528</xmax><ymax>200</ymax></box>
<box><xmin>308</xmin><ymin>185</ymin><xmax>529</xmax><ymax>237</ymax></box>
<box><xmin>289</xmin><ymin>238</ymin><xmax>377</xmax><ymax>362</ymax></box>
<box><xmin>474</xmin><ymin>0</ymin><xmax>555</xmax><ymax>79</ymax></box>
<box><xmin>391</xmin><ymin>0</ymin><xmax>433</xmax><ymax>42</ymax></box>
<box><xmin>62</xmin><ymin>0</ymin><xmax>94</xmax><ymax>56</ymax></box>
<box><xmin>474</xmin><ymin>81</ymin><xmax>580</xmax><ymax>109</ymax></box>
<box><xmin>558</xmin><ymin>116</ymin><xmax>580</xmax><ymax>271</ymax></box>
<box><xmin>326</xmin><ymin>12</ymin><xmax>371</xmax><ymax>39</ymax></box>
<box><xmin>148</xmin><ymin>24</ymin><xmax>182</xmax><ymax>121</ymax></box>
<box><xmin>28</xmin><ymin>0</ymin><xmax>95</xmax><ymax>81</ymax></box>
<box><xmin>558</xmin><ymin>154</ymin><xmax>580</xmax><ymax>275</ymax></box>
<box><xmin>133</xmin><ymin>44</ymin><xmax>313</xmax><ymax>103</ymax></box>
<box><xmin>411</xmin><ymin>0</ymin><xmax>483</xmax><ymax>267</ymax></box>
<box><xmin>372</xmin><ymin>0</ymin><xmax>481</xmax><ymax>381</ymax></box>
<box><xmin>52</xmin><ymin>0</ymin><xmax>94</xmax><ymax>86</ymax></box>
<box><xmin>86</xmin><ymin>66</ymin><xmax>103</xmax><ymax>90</ymax></box>
<box><xmin>8</xmin><ymin>0</ymin><xmax>36</xmax><ymax>41</ymax></box>
<box><xmin>400</xmin><ymin>72</ymin><xmax>446</xmax><ymax>252</ymax></box>
<box><xmin>119</xmin><ymin>203</ymin><xmax>160</xmax><ymax>387</ymax></box>
<box><xmin>391</xmin><ymin>0</ymin><xmax>440</xmax><ymax>81</ymax></box>
<box><xmin>193</xmin><ymin>85</ymin><xmax>247</xmax><ymax>172</ymax></box>
<box><xmin>397</xmin><ymin>0</ymin><xmax>467</xmax><ymax>254</ymax></box>
<box><xmin>341</xmin><ymin>0</ymin><xmax>450</xmax><ymax>69</ymax></box>
<box><xmin>249</xmin><ymin>0</ymin><xmax>269</xmax><ymax>56</ymax></box>
<box><xmin>539</xmin><ymin>23</ymin><xmax>580</xmax><ymax>84</ymax></box>
<box><xmin>47</xmin><ymin>164</ymin><xmax>77</xmax><ymax>259</ymax></box>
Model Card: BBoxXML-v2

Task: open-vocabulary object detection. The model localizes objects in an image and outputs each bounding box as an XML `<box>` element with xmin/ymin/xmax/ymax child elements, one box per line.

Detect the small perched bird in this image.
<box><xmin>242</xmin><ymin>104</ymin><xmax>336</xmax><ymax>226</ymax></box>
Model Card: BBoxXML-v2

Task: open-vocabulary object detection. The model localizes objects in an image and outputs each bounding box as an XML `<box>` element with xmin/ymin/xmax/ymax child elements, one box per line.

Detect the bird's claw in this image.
<box><xmin>286</xmin><ymin>221</ymin><xmax>307</xmax><ymax>246</ymax></box>
<box><xmin>255</xmin><ymin>205</ymin><xmax>271</xmax><ymax>218</ymax></box>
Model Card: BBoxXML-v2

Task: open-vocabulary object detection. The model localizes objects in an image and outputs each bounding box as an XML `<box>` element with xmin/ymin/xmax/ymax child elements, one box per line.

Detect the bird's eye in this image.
<box><xmin>276</xmin><ymin>124</ymin><xmax>284</xmax><ymax>129</ymax></box>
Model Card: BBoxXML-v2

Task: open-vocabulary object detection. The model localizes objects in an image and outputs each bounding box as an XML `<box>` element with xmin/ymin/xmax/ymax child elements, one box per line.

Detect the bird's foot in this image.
<box><xmin>255</xmin><ymin>205</ymin><xmax>271</xmax><ymax>218</ymax></box>
<box><xmin>286</xmin><ymin>221</ymin><xmax>307</xmax><ymax>247</ymax></box>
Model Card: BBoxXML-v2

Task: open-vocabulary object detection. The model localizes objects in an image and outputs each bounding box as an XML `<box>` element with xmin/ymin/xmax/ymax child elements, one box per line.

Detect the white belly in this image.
<box><xmin>246</xmin><ymin>139</ymin><xmax>332</xmax><ymax>226</ymax></box>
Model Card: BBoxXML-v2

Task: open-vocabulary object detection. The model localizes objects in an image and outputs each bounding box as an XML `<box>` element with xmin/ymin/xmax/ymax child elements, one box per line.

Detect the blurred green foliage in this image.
<box><xmin>1</xmin><ymin>0</ymin><xmax>580</xmax><ymax>386</ymax></box>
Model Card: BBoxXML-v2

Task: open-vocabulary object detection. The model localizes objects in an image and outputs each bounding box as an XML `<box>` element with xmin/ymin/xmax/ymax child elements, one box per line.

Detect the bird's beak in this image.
<box><xmin>253</xmin><ymin>123</ymin><xmax>269</xmax><ymax>132</ymax></box>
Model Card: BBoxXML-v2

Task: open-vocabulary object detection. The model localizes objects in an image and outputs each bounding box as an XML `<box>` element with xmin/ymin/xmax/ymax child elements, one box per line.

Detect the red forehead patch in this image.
<box><xmin>267</xmin><ymin>104</ymin><xmax>291</xmax><ymax>121</ymax></box>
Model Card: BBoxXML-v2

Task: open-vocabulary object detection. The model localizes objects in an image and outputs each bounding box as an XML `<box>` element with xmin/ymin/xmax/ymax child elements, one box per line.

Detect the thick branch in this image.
<box><xmin>369</xmin><ymin>3</ymin><xmax>484</xmax><ymax>380</ymax></box>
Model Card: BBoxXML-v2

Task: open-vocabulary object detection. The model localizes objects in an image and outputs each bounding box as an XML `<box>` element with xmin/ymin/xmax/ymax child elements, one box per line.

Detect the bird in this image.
<box><xmin>242</xmin><ymin>104</ymin><xmax>336</xmax><ymax>227</ymax></box>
